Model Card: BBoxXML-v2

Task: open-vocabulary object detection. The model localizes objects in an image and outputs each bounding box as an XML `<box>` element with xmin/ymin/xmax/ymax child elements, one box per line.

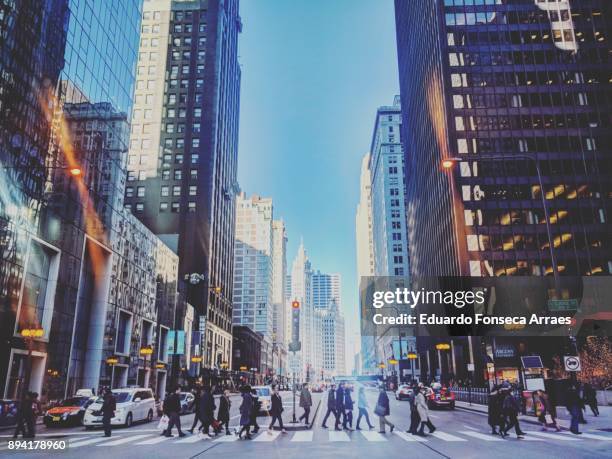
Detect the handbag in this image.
<box><xmin>545</xmin><ymin>414</ymin><xmax>554</xmax><ymax>425</ymax></box>
<box><xmin>157</xmin><ymin>414</ymin><xmax>169</xmax><ymax>431</ymax></box>
<box><xmin>374</xmin><ymin>404</ymin><xmax>385</xmax><ymax>417</ymax></box>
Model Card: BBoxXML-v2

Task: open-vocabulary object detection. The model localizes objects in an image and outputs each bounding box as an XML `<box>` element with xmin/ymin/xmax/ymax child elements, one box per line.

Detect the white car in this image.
<box><xmin>252</xmin><ymin>386</ymin><xmax>272</xmax><ymax>414</ymax></box>
<box><xmin>395</xmin><ymin>384</ymin><xmax>414</xmax><ymax>401</ymax></box>
<box><xmin>83</xmin><ymin>388</ymin><xmax>155</xmax><ymax>429</ymax></box>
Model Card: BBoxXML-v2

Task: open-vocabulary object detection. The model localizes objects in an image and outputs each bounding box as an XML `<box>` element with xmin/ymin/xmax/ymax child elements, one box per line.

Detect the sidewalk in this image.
<box><xmin>455</xmin><ymin>400</ymin><xmax>612</xmax><ymax>432</ymax></box>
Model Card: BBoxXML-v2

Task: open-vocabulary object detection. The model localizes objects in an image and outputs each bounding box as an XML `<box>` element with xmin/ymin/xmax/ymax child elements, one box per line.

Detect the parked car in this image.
<box><xmin>395</xmin><ymin>384</ymin><xmax>413</xmax><ymax>401</ymax></box>
<box><xmin>44</xmin><ymin>396</ymin><xmax>95</xmax><ymax>427</ymax></box>
<box><xmin>179</xmin><ymin>392</ymin><xmax>195</xmax><ymax>414</ymax></box>
<box><xmin>252</xmin><ymin>386</ymin><xmax>272</xmax><ymax>415</ymax></box>
<box><xmin>83</xmin><ymin>388</ymin><xmax>155</xmax><ymax>429</ymax></box>
<box><xmin>427</xmin><ymin>384</ymin><xmax>455</xmax><ymax>409</ymax></box>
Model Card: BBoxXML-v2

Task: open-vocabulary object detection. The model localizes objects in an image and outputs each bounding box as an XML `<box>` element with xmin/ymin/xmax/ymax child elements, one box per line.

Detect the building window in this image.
<box><xmin>135</xmin><ymin>203</ymin><xmax>144</xmax><ymax>213</ymax></box>
<box><xmin>192</xmin><ymin>154</ymin><xmax>199</xmax><ymax>164</ymax></box>
<box><xmin>116</xmin><ymin>311</ymin><xmax>133</xmax><ymax>355</ymax></box>
<box><xmin>162</xmin><ymin>170</ymin><xmax>170</xmax><ymax>180</ymax></box>
<box><xmin>166</xmin><ymin>123</ymin><xmax>175</xmax><ymax>133</ymax></box>
<box><xmin>171</xmin><ymin>202</ymin><xmax>180</xmax><ymax>213</ymax></box>
<box><xmin>138</xmin><ymin>171</ymin><xmax>147</xmax><ymax>180</ymax></box>
<box><xmin>160</xmin><ymin>202</ymin><xmax>168</xmax><ymax>212</ymax></box>
<box><xmin>188</xmin><ymin>202</ymin><xmax>196</xmax><ymax>212</ymax></box>
<box><xmin>193</xmin><ymin>108</ymin><xmax>201</xmax><ymax>117</ymax></box>
<box><xmin>192</xmin><ymin>138</ymin><xmax>200</xmax><ymax>147</ymax></box>
<box><xmin>189</xmin><ymin>185</ymin><xmax>197</xmax><ymax>196</ymax></box>
<box><xmin>174</xmin><ymin>170</ymin><xmax>182</xmax><ymax>180</ymax></box>
<box><xmin>161</xmin><ymin>186</ymin><xmax>169</xmax><ymax>197</ymax></box>
<box><xmin>193</xmin><ymin>123</ymin><xmax>201</xmax><ymax>133</ymax></box>
<box><xmin>173</xmin><ymin>186</ymin><xmax>181</xmax><ymax>196</ymax></box>
<box><xmin>190</xmin><ymin>169</ymin><xmax>198</xmax><ymax>179</ymax></box>
<box><xmin>137</xmin><ymin>186</ymin><xmax>145</xmax><ymax>197</ymax></box>
<box><xmin>175</xmin><ymin>154</ymin><xmax>184</xmax><ymax>164</ymax></box>
<box><xmin>126</xmin><ymin>186</ymin><xmax>134</xmax><ymax>197</ymax></box>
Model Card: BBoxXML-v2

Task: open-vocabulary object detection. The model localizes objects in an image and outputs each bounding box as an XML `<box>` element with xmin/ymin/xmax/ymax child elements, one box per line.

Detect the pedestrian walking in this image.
<box><xmin>577</xmin><ymin>383</ymin><xmax>587</xmax><ymax>424</ymax></box>
<box><xmin>501</xmin><ymin>387</ymin><xmax>525</xmax><ymax>438</ymax></box>
<box><xmin>334</xmin><ymin>383</ymin><xmax>346</xmax><ymax>430</ymax></box>
<box><xmin>163</xmin><ymin>387</ymin><xmax>186</xmax><ymax>437</ymax></box>
<box><xmin>100</xmin><ymin>388</ymin><xmax>116</xmax><ymax>438</ymax></box>
<box><xmin>407</xmin><ymin>386</ymin><xmax>420</xmax><ymax>435</ymax></box>
<box><xmin>268</xmin><ymin>385</ymin><xmax>287</xmax><ymax>434</ymax></box>
<box><xmin>13</xmin><ymin>392</ymin><xmax>34</xmax><ymax>439</ymax></box>
<box><xmin>199</xmin><ymin>386</ymin><xmax>216</xmax><ymax>437</ymax></box>
<box><xmin>487</xmin><ymin>385</ymin><xmax>504</xmax><ymax>436</ymax></box>
<box><xmin>321</xmin><ymin>383</ymin><xmax>337</xmax><ymax>428</ymax></box>
<box><xmin>237</xmin><ymin>386</ymin><xmax>253</xmax><ymax>439</ymax></box>
<box><xmin>535</xmin><ymin>390</ymin><xmax>560</xmax><ymax>432</ymax></box>
<box><xmin>217</xmin><ymin>389</ymin><xmax>232</xmax><ymax>435</ymax></box>
<box><xmin>249</xmin><ymin>388</ymin><xmax>261</xmax><ymax>433</ymax></box>
<box><xmin>298</xmin><ymin>383</ymin><xmax>312</xmax><ymax>424</ymax></box>
<box><xmin>566</xmin><ymin>384</ymin><xmax>583</xmax><ymax>435</ymax></box>
<box><xmin>343</xmin><ymin>385</ymin><xmax>354</xmax><ymax>430</ymax></box>
<box><xmin>374</xmin><ymin>385</ymin><xmax>394</xmax><ymax>434</ymax></box>
<box><xmin>187</xmin><ymin>387</ymin><xmax>202</xmax><ymax>434</ymax></box>
<box><xmin>583</xmin><ymin>383</ymin><xmax>599</xmax><ymax>416</ymax></box>
<box><xmin>415</xmin><ymin>386</ymin><xmax>436</xmax><ymax>437</ymax></box>
<box><xmin>355</xmin><ymin>386</ymin><xmax>374</xmax><ymax>430</ymax></box>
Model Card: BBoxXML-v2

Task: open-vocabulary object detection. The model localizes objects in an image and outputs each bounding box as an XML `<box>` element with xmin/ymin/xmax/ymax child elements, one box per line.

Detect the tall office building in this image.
<box><xmin>320</xmin><ymin>299</ymin><xmax>346</xmax><ymax>378</ymax></box>
<box><xmin>124</xmin><ymin>0</ymin><xmax>242</xmax><ymax>370</ymax></box>
<box><xmin>271</xmin><ymin>219</ymin><xmax>288</xmax><ymax>376</ymax></box>
<box><xmin>232</xmin><ymin>192</ymin><xmax>274</xmax><ymax>372</ymax></box>
<box><xmin>311</xmin><ymin>271</ymin><xmax>341</xmax><ymax>310</ymax></box>
<box><xmin>395</xmin><ymin>0</ymin><xmax>611</xmax><ymax>279</ymax></box>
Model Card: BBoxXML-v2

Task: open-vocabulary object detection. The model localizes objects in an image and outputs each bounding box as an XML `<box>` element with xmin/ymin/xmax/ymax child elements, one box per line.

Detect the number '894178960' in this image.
<box><xmin>8</xmin><ymin>440</ymin><xmax>67</xmax><ymax>450</ymax></box>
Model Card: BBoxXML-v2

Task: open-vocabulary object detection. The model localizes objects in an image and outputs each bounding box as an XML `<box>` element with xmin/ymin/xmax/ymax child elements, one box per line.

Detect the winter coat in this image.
<box><xmin>163</xmin><ymin>393</ymin><xmax>181</xmax><ymax>414</ymax></box>
<box><xmin>376</xmin><ymin>391</ymin><xmax>390</xmax><ymax>417</ymax></box>
<box><xmin>239</xmin><ymin>393</ymin><xmax>253</xmax><ymax>426</ymax></box>
<box><xmin>217</xmin><ymin>395</ymin><xmax>231</xmax><ymax>423</ymax></box>
<box><xmin>299</xmin><ymin>389</ymin><xmax>312</xmax><ymax>408</ymax></box>
<box><xmin>250</xmin><ymin>395</ymin><xmax>261</xmax><ymax>422</ymax></box>
<box><xmin>487</xmin><ymin>392</ymin><xmax>503</xmax><ymax>426</ymax></box>
<box><xmin>327</xmin><ymin>389</ymin><xmax>337</xmax><ymax>409</ymax></box>
<box><xmin>199</xmin><ymin>392</ymin><xmax>216</xmax><ymax>423</ymax></box>
<box><xmin>416</xmin><ymin>392</ymin><xmax>429</xmax><ymax>421</ymax></box>
<box><xmin>357</xmin><ymin>390</ymin><xmax>369</xmax><ymax>409</ymax></box>
<box><xmin>336</xmin><ymin>387</ymin><xmax>345</xmax><ymax>410</ymax></box>
<box><xmin>344</xmin><ymin>391</ymin><xmax>354</xmax><ymax>410</ymax></box>
<box><xmin>270</xmin><ymin>393</ymin><xmax>283</xmax><ymax>416</ymax></box>
<box><xmin>101</xmin><ymin>394</ymin><xmax>116</xmax><ymax>417</ymax></box>
<box><xmin>502</xmin><ymin>394</ymin><xmax>520</xmax><ymax>416</ymax></box>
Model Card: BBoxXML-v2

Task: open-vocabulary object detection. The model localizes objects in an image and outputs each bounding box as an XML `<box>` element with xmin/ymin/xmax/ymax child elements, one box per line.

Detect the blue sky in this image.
<box><xmin>237</xmin><ymin>0</ymin><xmax>399</xmax><ymax>363</ymax></box>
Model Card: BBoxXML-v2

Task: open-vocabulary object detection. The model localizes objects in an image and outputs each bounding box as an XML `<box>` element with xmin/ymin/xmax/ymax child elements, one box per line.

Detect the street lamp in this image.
<box><xmin>140</xmin><ymin>345</ymin><xmax>154</xmax><ymax>388</ymax></box>
<box><xmin>441</xmin><ymin>155</ymin><xmax>559</xmax><ymax>289</ymax></box>
<box><xmin>435</xmin><ymin>343</ymin><xmax>450</xmax><ymax>384</ymax></box>
<box><xmin>19</xmin><ymin>327</ymin><xmax>44</xmax><ymax>400</ymax></box>
<box><xmin>407</xmin><ymin>351</ymin><xmax>418</xmax><ymax>382</ymax></box>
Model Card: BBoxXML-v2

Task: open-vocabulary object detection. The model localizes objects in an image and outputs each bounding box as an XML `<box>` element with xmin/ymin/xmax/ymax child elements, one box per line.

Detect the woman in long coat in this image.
<box><xmin>237</xmin><ymin>386</ymin><xmax>253</xmax><ymax>439</ymax></box>
<box><xmin>415</xmin><ymin>386</ymin><xmax>436</xmax><ymax>436</ymax></box>
<box><xmin>217</xmin><ymin>389</ymin><xmax>232</xmax><ymax>435</ymax></box>
<box><xmin>198</xmin><ymin>386</ymin><xmax>216</xmax><ymax>436</ymax></box>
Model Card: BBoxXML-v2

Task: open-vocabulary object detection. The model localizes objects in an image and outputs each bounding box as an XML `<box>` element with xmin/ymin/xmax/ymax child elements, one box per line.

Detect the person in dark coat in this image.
<box><xmin>163</xmin><ymin>387</ymin><xmax>186</xmax><ymax>437</ymax></box>
<box><xmin>321</xmin><ymin>383</ymin><xmax>337</xmax><ymax>428</ymax></box>
<box><xmin>13</xmin><ymin>392</ymin><xmax>34</xmax><ymax>439</ymax></box>
<box><xmin>268</xmin><ymin>385</ymin><xmax>286</xmax><ymax>433</ymax></box>
<box><xmin>407</xmin><ymin>386</ymin><xmax>420</xmax><ymax>435</ymax></box>
<box><xmin>583</xmin><ymin>383</ymin><xmax>599</xmax><ymax>416</ymax></box>
<box><xmin>501</xmin><ymin>388</ymin><xmax>525</xmax><ymax>438</ymax></box>
<box><xmin>376</xmin><ymin>385</ymin><xmax>394</xmax><ymax>433</ymax></box>
<box><xmin>217</xmin><ymin>389</ymin><xmax>232</xmax><ymax>435</ymax></box>
<box><xmin>198</xmin><ymin>386</ymin><xmax>216</xmax><ymax>436</ymax></box>
<box><xmin>334</xmin><ymin>383</ymin><xmax>345</xmax><ymax>430</ymax></box>
<box><xmin>237</xmin><ymin>386</ymin><xmax>253</xmax><ymax>439</ymax></box>
<box><xmin>343</xmin><ymin>386</ymin><xmax>354</xmax><ymax>430</ymax></box>
<box><xmin>187</xmin><ymin>387</ymin><xmax>202</xmax><ymax>434</ymax></box>
<box><xmin>101</xmin><ymin>389</ymin><xmax>116</xmax><ymax>437</ymax></box>
<box><xmin>298</xmin><ymin>384</ymin><xmax>312</xmax><ymax>424</ymax></box>
<box><xmin>487</xmin><ymin>386</ymin><xmax>504</xmax><ymax>435</ymax></box>
<box><xmin>250</xmin><ymin>389</ymin><xmax>261</xmax><ymax>433</ymax></box>
<box><xmin>566</xmin><ymin>384</ymin><xmax>583</xmax><ymax>435</ymax></box>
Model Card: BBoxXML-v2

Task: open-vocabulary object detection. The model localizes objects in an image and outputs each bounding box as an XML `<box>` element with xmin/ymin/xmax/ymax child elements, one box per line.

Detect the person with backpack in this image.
<box><xmin>501</xmin><ymin>387</ymin><xmax>525</xmax><ymax>438</ymax></box>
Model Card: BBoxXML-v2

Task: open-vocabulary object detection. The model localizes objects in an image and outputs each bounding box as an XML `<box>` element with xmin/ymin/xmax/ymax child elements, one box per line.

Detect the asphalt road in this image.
<box><xmin>1</xmin><ymin>389</ymin><xmax>610</xmax><ymax>459</ymax></box>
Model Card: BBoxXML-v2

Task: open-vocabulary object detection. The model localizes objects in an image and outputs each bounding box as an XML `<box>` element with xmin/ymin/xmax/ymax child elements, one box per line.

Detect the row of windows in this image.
<box><xmin>166</xmin><ymin>107</ymin><xmax>202</xmax><ymax>119</ymax></box>
<box><xmin>466</xmin><ymin>232</ymin><xmax>611</xmax><ymax>253</ymax></box>
<box><xmin>448</xmin><ymin>49</ymin><xmax>610</xmax><ymax>67</ymax></box>
<box><xmin>451</xmin><ymin>91</ymin><xmax>605</xmax><ymax>110</ymax></box>
<box><xmin>450</xmin><ymin>70</ymin><xmax>607</xmax><ymax>89</ymax></box>
<box><xmin>126</xmin><ymin>202</ymin><xmax>196</xmax><ymax>213</ymax></box>
<box><xmin>169</xmin><ymin>64</ymin><xmax>205</xmax><ymax>76</ymax></box>
<box><xmin>139</xmin><ymin>36</ymin><xmax>207</xmax><ymax>48</ymax></box>
<box><xmin>126</xmin><ymin>185</ymin><xmax>198</xmax><ymax>198</ymax></box>
<box><xmin>455</xmin><ymin>136</ymin><xmax>599</xmax><ymax>155</ymax></box>
<box><xmin>171</xmin><ymin>50</ymin><xmax>206</xmax><ymax>61</ymax></box>
<box><xmin>454</xmin><ymin>114</ymin><xmax>606</xmax><ymax>132</ymax></box>
<box><xmin>462</xmin><ymin>207</ymin><xmax>606</xmax><ymax>226</ymax></box>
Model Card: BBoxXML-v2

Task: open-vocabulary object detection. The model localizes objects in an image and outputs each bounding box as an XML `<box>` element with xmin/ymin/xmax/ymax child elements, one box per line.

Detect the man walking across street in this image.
<box><xmin>163</xmin><ymin>387</ymin><xmax>186</xmax><ymax>437</ymax></box>
<box><xmin>407</xmin><ymin>385</ymin><xmax>420</xmax><ymax>435</ymax></box>
<box><xmin>321</xmin><ymin>383</ymin><xmax>337</xmax><ymax>428</ymax></box>
<box><xmin>298</xmin><ymin>383</ymin><xmax>312</xmax><ymax>424</ymax></box>
<box><xmin>343</xmin><ymin>385</ymin><xmax>354</xmax><ymax>430</ymax></box>
<box><xmin>415</xmin><ymin>385</ymin><xmax>436</xmax><ymax>437</ymax></box>
<box><xmin>268</xmin><ymin>385</ymin><xmax>287</xmax><ymax>434</ymax></box>
<box><xmin>101</xmin><ymin>388</ymin><xmax>116</xmax><ymax>438</ymax></box>
<box><xmin>199</xmin><ymin>386</ymin><xmax>216</xmax><ymax>437</ymax></box>
<box><xmin>237</xmin><ymin>385</ymin><xmax>253</xmax><ymax>440</ymax></box>
<box><xmin>501</xmin><ymin>386</ymin><xmax>525</xmax><ymax>439</ymax></box>
<box><xmin>250</xmin><ymin>388</ymin><xmax>262</xmax><ymax>433</ymax></box>
<box><xmin>217</xmin><ymin>389</ymin><xmax>232</xmax><ymax>435</ymax></box>
<box><xmin>583</xmin><ymin>383</ymin><xmax>599</xmax><ymax>416</ymax></box>
<box><xmin>487</xmin><ymin>385</ymin><xmax>505</xmax><ymax>436</ymax></box>
<box><xmin>335</xmin><ymin>382</ymin><xmax>345</xmax><ymax>430</ymax></box>
<box><xmin>356</xmin><ymin>386</ymin><xmax>374</xmax><ymax>430</ymax></box>
<box><xmin>187</xmin><ymin>387</ymin><xmax>202</xmax><ymax>434</ymax></box>
<box><xmin>566</xmin><ymin>384</ymin><xmax>583</xmax><ymax>435</ymax></box>
<box><xmin>374</xmin><ymin>385</ymin><xmax>394</xmax><ymax>434</ymax></box>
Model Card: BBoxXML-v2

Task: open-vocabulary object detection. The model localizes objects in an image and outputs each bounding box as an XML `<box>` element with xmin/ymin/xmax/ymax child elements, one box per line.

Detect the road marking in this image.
<box><xmin>291</xmin><ymin>431</ymin><xmax>313</xmax><ymax>442</ymax></box>
<box><xmin>360</xmin><ymin>431</ymin><xmax>387</xmax><ymax>442</ymax></box>
<box><xmin>329</xmin><ymin>431</ymin><xmax>350</xmax><ymax>442</ymax></box>
<box><xmin>97</xmin><ymin>434</ymin><xmax>151</xmax><ymax>446</ymax></box>
<box><xmin>393</xmin><ymin>431</ymin><xmax>427</xmax><ymax>442</ymax></box>
<box><xmin>459</xmin><ymin>431</ymin><xmax>504</xmax><ymax>442</ymax></box>
<box><xmin>560</xmin><ymin>431</ymin><xmax>612</xmax><ymax>441</ymax></box>
<box><xmin>253</xmin><ymin>431</ymin><xmax>279</xmax><ymax>442</ymax></box>
<box><xmin>134</xmin><ymin>435</ymin><xmax>173</xmax><ymax>445</ymax></box>
<box><xmin>176</xmin><ymin>434</ymin><xmax>211</xmax><ymax>443</ymax></box>
<box><xmin>430</xmin><ymin>431</ymin><xmax>467</xmax><ymax>442</ymax></box>
<box><xmin>525</xmin><ymin>431</ymin><xmax>581</xmax><ymax>441</ymax></box>
<box><xmin>214</xmin><ymin>434</ymin><xmax>239</xmax><ymax>442</ymax></box>
<box><xmin>69</xmin><ymin>436</ymin><xmax>114</xmax><ymax>447</ymax></box>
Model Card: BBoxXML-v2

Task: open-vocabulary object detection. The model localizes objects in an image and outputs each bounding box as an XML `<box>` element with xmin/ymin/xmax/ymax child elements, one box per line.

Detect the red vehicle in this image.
<box><xmin>427</xmin><ymin>384</ymin><xmax>455</xmax><ymax>410</ymax></box>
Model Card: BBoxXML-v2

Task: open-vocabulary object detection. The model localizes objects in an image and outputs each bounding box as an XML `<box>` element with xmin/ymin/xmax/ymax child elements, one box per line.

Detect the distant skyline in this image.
<box><xmin>237</xmin><ymin>0</ymin><xmax>400</xmax><ymax>368</ymax></box>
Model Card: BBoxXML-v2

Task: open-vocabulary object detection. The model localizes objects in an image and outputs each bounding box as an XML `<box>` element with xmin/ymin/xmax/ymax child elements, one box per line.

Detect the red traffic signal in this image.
<box><xmin>291</xmin><ymin>300</ymin><xmax>300</xmax><ymax>309</ymax></box>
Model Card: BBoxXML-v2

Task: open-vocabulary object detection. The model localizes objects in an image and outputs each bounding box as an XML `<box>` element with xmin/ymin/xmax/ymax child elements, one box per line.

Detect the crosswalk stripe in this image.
<box><xmin>560</xmin><ymin>431</ymin><xmax>612</xmax><ymax>441</ymax></box>
<box><xmin>176</xmin><ymin>434</ymin><xmax>212</xmax><ymax>443</ymax></box>
<box><xmin>430</xmin><ymin>431</ymin><xmax>467</xmax><ymax>442</ymax></box>
<box><xmin>459</xmin><ymin>431</ymin><xmax>504</xmax><ymax>442</ymax></box>
<box><xmin>525</xmin><ymin>431</ymin><xmax>581</xmax><ymax>441</ymax></box>
<box><xmin>291</xmin><ymin>431</ymin><xmax>313</xmax><ymax>442</ymax></box>
<box><xmin>329</xmin><ymin>431</ymin><xmax>350</xmax><ymax>442</ymax></box>
<box><xmin>97</xmin><ymin>434</ymin><xmax>151</xmax><ymax>446</ymax></box>
<box><xmin>360</xmin><ymin>431</ymin><xmax>387</xmax><ymax>442</ymax></box>
<box><xmin>253</xmin><ymin>431</ymin><xmax>280</xmax><ymax>442</ymax></box>
<box><xmin>134</xmin><ymin>435</ymin><xmax>173</xmax><ymax>445</ymax></box>
<box><xmin>393</xmin><ymin>431</ymin><xmax>427</xmax><ymax>442</ymax></box>
<box><xmin>70</xmin><ymin>436</ymin><xmax>114</xmax><ymax>447</ymax></box>
<box><xmin>214</xmin><ymin>434</ymin><xmax>239</xmax><ymax>442</ymax></box>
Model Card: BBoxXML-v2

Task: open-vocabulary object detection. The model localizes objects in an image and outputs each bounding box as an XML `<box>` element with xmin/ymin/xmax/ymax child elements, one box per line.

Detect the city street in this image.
<box><xmin>1</xmin><ymin>390</ymin><xmax>610</xmax><ymax>459</ymax></box>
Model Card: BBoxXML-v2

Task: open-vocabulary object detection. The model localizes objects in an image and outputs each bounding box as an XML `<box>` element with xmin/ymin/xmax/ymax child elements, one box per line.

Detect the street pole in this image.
<box><xmin>292</xmin><ymin>353</ymin><xmax>297</xmax><ymax>423</ymax></box>
<box><xmin>23</xmin><ymin>337</ymin><xmax>33</xmax><ymax>401</ymax></box>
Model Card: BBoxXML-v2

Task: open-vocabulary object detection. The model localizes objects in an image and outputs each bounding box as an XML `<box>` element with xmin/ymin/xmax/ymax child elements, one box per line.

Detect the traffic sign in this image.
<box><xmin>564</xmin><ymin>355</ymin><xmax>581</xmax><ymax>372</ymax></box>
<box><xmin>467</xmin><ymin>363</ymin><xmax>474</xmax><ymax>372</ymax></box>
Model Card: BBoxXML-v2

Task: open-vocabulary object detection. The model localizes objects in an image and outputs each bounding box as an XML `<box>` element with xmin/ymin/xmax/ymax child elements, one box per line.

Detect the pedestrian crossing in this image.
<box><xmin>4</xmin><ymin>428</ymin><xmax>611</xmax><ymax>450</ymax></box>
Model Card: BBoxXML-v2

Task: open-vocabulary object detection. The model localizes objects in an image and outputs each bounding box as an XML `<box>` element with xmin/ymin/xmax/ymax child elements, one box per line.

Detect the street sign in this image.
<box><xmin>521</xmin><ymin>355</ymin><xmax>543</xmax><ymax>369</ymax></box>
<box><xmin>564</xmin><ymin>355</ymin><xmax>581</xmax><ymax>372</ymax></box>
<box><xmin>467</xmin><ymin>363</ymin><xmax>474</xmax><ymax>371</ymax></box>
<box><xmin>289</xmin><ymin>353</ymin><xmax>300</xmax><ymax>373</ymax></box>
<box><xmin>288</xmin><ymin>342</ymin><xmax>301</xmax><ymax>352</ymax></box>
<box><xmin>548</xmin><ymin>299</ymin><xmax>579</xmax><ymax>311</ymax></box>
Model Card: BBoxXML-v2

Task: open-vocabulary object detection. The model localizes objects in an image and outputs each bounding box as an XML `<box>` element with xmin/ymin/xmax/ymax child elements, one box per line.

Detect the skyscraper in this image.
<box><xmin>232</xmin><ymin>192</ymin><xmax>274</xmax><ymax>372</ymax></box>
<box><xmin>320</xmin><ymin>299</ymin><xmax>346</xmax><ymax>378</ymax></box>
<box><xmin>124</xmin><ymin>0</ymin><xmax>242</xmax><ymax>370</ymax></box>
<box><xmin>311</xmin><ymin>271</ymin><xmax>341</xmax><ymax>310</ymax></box>
<box><xmin>395</xmin><ymin>0</ymin><xmax>611</xmax><ymax>279</ymax></box>
<box><xmin>271</xmin><ymin>219</ymin><xmax>288</xmax><ymax>377</ymax></box>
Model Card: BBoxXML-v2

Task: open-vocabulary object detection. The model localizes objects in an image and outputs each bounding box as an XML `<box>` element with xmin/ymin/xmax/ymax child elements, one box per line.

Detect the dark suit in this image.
<box><xmin>269</xmin><ymin>393</ymin><xmax>284</xmax><ymax>430</ymax></box>
<box><xmin>335</xmin><ymin>387</ymin><xmax>345</xmax><ymax>429</ymax></box>
<box><xmin>321</xmin><ymin>388</ymin><xmax>337</xmax><ymax>427</ymax></box>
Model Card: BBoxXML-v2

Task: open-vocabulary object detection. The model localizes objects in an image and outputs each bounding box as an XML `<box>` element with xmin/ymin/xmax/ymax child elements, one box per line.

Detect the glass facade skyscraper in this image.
<box><xmin>395</xmin><ymin>0</ymin><xmax>611</xmax><ymax>279</ymax></box>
